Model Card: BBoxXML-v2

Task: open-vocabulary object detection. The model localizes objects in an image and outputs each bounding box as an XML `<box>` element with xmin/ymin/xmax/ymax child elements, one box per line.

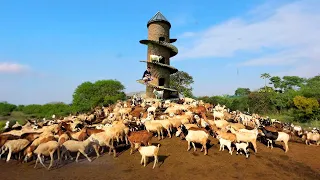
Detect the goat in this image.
<box><xmin>33</xmin><ymin>140</ymin><xmax>60</xmax><ymax>170</ymax></box>
<box><xmin>235</xmin><ymin>142</ymin><xmax>249</xmax><ymax>158</ymax></box>
<box><xmin>61</xmin><ymin>138</ymin><xmax>93</xmax><ymax>162</ymax></box>
<box><xmin>179</xmin><ymin>125</ymin><xmax>210</xmax><ymax>155</ymax></box>
<box><xmin>260</xmin><ymin>126</ymin><xmax>290</xmax><ymax>153</ymax></box>
<box><xmin>136</xmin><ymin>143</ymin><xmax>160</xmax><ymax>169</ymax></box>
<box><xmin>153</xmin><ymin>89</ymin><xmax>164</xmax><ymax>99</ymax></box>
<box><xmin>127</xmin><ymin>130</ymin><xmax>153</xmax><ymax>154</ymax></box>
<box><xmin>305</xmin><ymin>132</ymin><xmax>319</xmax><ymax>145</ymax></box>
<box><xmin>217</xmin><ymin>135</ymin><xmax>233</xmax><ymax>155</ymax></box>
<box><xmin>229</xmin><ymin>127</ymin><xmax>258</xmax><ymax>153</ymax></box>
<box><xmin>0</xmin><ymin>139</ymin><xmax>30</xmax><ymax>162</ymax></box>
<box><xmin>150</xmin><ymin>54</ymin><xmax>163</xmax><ymax>63</ymax></box>
<box><xmin>88</xmin><ymin>132</ymin><xmax>117</xmax><ymax>158</ymax></box>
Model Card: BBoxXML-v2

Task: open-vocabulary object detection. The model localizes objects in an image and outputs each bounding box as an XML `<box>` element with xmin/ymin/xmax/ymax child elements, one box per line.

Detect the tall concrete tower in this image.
<box><xmin>137</xmin><ymin>11</ymin><xmax>179</xmax><ymax>99</ymax></box>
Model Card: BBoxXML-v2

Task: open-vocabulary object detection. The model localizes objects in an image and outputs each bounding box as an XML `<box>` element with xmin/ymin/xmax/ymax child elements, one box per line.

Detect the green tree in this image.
<box><xmin>170</xmin><ymin>71</ymin><xmax>194</xmax><ymax>98</ymax></box>
<box><xmin>0</xmin><ymin>102</ymin><xmax>17</xmax><ymax>116</ymax></box>
<box><xmin>269</xmin><ymin>76</ymin><xmax>284</xmax><ymax>90</ymax></box>
<box><xmin>292</xmin><ymin>95</ymin><xmax>320</xmax><ymax>122</ymax></box>
<box><xmin>300</xmin><ymin>75</ymin><xmax>320</xmax><ymax>99</ymax></box>
<box><xmin>282</xmin><ymin>76</ymin><xmax>305</xmax><ymax>91</ymax></box>
<box><xmin>234</xmin><ymin>88</ymin><xmax>251</xmax><ymax>96</ymax></box>
<box><xmin>260</xmin><ymin>73</ymin><xmax>271</xmax><ymax>92</ymax></box>
<box><xmin>230</xmin><ymin>96</ymin><xmax>249</xmax><ymax>112</ymax></box>
<box><xmin>293</xmin><ymin>96</ymin><xmax>319</xmax><ymax>114</ymax></box>
<box><xmin>248</xmin><ymin>92</ymin><xmax>273</xmax><ymax>114</ymax></box>
<box><xmin>72</xmin><ymin>80</ymin><xmax>126</xmax><ymax>112</ymax></box>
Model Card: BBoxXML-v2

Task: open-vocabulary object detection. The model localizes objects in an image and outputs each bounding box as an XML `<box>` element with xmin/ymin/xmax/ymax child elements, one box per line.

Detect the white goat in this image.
<box><xmin>185</xmin><ymin>129</ymin><xmax>209</xmax><ymax>155</ymax></box>
<box><xmin>235</xmin><ymin>142</ymin><xmax>249</xmax><ymax>158</ymax></box>
<box><xmin>153</xmin><ymin>89</ymin><xmax>164</xmax><ymax>99</ymax></box>
<box><xmin>217</xmin><ymin>136</ymin><xmax>233</xmax><ymax>155</ymax></box>
<box><xmin>213</xmin><ymin>110</ymin><xmax>224</xmax><ymax>120</ymax></box>
<box><xmin>136</xmin><ymin>143</ymin><xmax>160</xmax><ymax>169</ymax></box>
<box><xmin>150</xmin><ymin>54</ymin><xmax>163</xmax><ymax>63</ymax></box>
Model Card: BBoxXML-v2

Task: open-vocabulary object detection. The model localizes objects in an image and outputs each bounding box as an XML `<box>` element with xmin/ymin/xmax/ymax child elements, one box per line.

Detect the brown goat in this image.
<box><xmin>0</xmin><ymin>134</ymin><xmax>20</xmax><ymax>147</ymax></box>
<box><xmin>85</xmin><ymin>128</ymin><xmax>105</xmax><ymax>136</ymax></box>
<box><xmin>130</xmin><ymin>106</ymin><xmax>145</xmax><ymax>119</ymax></box>
<box><xmin>127</xmin><ymin>130</ymin><xmax>153</xmax><ymax>154</ymax></box>
<box><xmin>24</xmin><ymin>135</ymin><xmax>56</xmax><ymax>161</ymax></box>
<box><xmin>66</xmin><ymin>128</ymin><xmax>88</xmax><ymax>141</ymax></box>
<box><xmin>265</xmin><ymin>126</ymin><xmax>278</xmax><ymax>132</ymax></box>
<box><xmin>189</xmin><ymin>106</ymin><xmax>207</xmax><ymax>114</ymax></box>
<box><xmin>20</xmin><ymin>132</ymin><xmax>42</xmax><ymax>142</ymax></box>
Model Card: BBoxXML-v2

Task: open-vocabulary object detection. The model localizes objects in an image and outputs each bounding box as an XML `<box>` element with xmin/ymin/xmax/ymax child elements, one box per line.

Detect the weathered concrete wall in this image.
<box><xmin>147</xmin><ymin>44</ymin><xmax>170</xmax><ymax>65</ymax></box>
<box><xmin>148</xmin><ymin>22</ymin><xmax>170</xmax><ymax>43</ymax></box>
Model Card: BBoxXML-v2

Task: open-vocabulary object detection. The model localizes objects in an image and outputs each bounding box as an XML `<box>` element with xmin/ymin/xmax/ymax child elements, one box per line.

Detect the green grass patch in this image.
<box><xmin>0</xmin><ymin>121</ymin><xmax>6</xmax><ymax>132</ymax></box>
<box><xmin>264</xmin><ymin>113</ymin><xmax>295</xmax><ymax>122</ymax></box>
<box><xmin>264</xmin><ymin>113</ymin><xmax>320</xmax><ymax>128</ymax></box>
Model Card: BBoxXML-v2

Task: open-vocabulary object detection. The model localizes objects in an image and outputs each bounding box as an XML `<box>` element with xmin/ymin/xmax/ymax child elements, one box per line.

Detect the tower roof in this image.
<box><xmin>147</xmin><ymin>11</ymin><xmax>171</xmax><ymax>28</ymax></box>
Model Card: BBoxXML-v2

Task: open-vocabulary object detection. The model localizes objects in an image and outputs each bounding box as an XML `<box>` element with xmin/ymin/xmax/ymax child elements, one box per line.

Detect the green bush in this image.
<box><xmin>21</xmin><ymin>103</ymin><xmax>73</xmax><ymax>119</ymax></box>
<box><xmin>0</xmin><ymin>102</ymin><xmax>17</xmax><ymax>116</ymax></box>
<box><xmin>72</xmin><ymin>79</ymin><xmax>126</xmax><ymax>112</ymax></box>
<box><xmin>0</xmin><ymin>121</ymin><xmax>6</xmax><ymax>132</ymax></box>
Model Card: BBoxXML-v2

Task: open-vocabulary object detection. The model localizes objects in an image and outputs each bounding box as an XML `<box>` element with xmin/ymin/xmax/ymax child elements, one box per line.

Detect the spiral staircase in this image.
<box><xmin>136</xmin><ymin>11</ymin><xmax>179</xmax><ymax>99</ymax></box>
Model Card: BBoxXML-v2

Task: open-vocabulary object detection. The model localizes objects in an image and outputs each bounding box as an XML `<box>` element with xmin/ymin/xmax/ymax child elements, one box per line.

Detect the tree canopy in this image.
<box><xmin>170</xmin><ymin>71</ymin><xmax>194</xmax><ymax>98</ymax></box>
<box><xmin>235</xmin><ymin>88</ymin><xmax>251</xmax><ymax>96</ymax></box>
<box><xmin>0</xmin><ymin>79</ymin><xmax>127</xmax><ymax>122</ymax></box>
<box><xmin>269</xmin><ymin>76</ymin><xmax>306</xmax><ymax>91</ymax></box>
<box><xmin>72</xmin><ymin>79</ymin><xmax>126</xmax><ymax>112</ymax></box>
<box><xmin>0</xmin><ymin>102</ymin><xmax>17</xmax><ymax>116</ymax></box>
<box><xmin>199</xmin><ymin>74</ymin><xmax>320</xmax><ymax>123</ymax></box>
<box><xmin>260</xmin><ymin>73</ymin><xmax>271</xmax><ymax>92</ymax></box>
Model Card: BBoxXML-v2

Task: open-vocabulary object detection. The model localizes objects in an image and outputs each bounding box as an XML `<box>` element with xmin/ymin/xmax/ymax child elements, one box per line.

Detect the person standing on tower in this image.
<box><xmin>142</xmin><ymin>66</ymin><xmax>153</xmax><ymax>84</ymax></box>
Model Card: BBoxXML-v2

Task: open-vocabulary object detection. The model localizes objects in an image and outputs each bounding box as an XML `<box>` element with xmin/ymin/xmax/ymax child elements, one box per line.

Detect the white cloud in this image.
<box><xmin>0</xmin><ymin>62</ymin><xmax>30</xmax><ymax>74</ymax></box>
<box><xmin>175</xmin><ymin>0</ymin><xmax>320</xmax><ymax>78</ymax></box>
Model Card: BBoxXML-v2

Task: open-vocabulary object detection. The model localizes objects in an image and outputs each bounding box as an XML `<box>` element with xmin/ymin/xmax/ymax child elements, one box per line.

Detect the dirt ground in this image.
<box><xmin>0</xmin><ymin>137</ymin><xmax>319</xmax><ymax>180</ymax></box>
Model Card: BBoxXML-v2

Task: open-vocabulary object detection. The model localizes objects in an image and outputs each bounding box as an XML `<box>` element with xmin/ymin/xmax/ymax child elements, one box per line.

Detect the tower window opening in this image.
<box><xmin>159</xmin><ymin>37</ymin><xmax>165</xmax><ymax>42</ymax></box>
<box><xmin>159</xmin><ymin>78</ymin><xmax>165</xmax><ymax>86</ymax></box>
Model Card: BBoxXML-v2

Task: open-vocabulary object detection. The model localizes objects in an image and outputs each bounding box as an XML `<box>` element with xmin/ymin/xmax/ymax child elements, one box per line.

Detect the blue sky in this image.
<box><xmin>1</xmin><ymin>0</ymin><xmax>319</xmax><ymax>105</ymax></box>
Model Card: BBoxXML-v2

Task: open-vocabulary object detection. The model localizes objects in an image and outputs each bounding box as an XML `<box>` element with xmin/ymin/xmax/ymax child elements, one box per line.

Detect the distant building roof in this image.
<box><xmin>147</xmin><ymin>11</ymin><xmax>171</xmax><ymax>28</ymax></box>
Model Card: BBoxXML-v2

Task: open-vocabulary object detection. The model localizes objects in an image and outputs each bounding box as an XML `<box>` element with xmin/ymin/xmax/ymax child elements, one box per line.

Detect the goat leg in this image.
<box><xmin>75</xmin><ymin>152</ymin><xmax>80</xmax><ymax>162</ymax></box>
<box><xmin>79</xmin><ymin>149</ymin><xmax>91</xmax><ymax>162</ymax></box>
<box><xmin>6</xmin><ymin>148</ymin><xmax>12</xmax><ymax>162</ymax></box>
<box><xmin>34</xmin><ymin>156</ymin><xmax>39</xmax><ymax>168</ymax></box>
<box><xmin>38</xmin><ymin>154</ymin><xmax>47</xmax><ymax>169</ymax></box>
<box><xmin>140</xmin><ymin>156</ymin><xmax>144</xmax><ymax>165</ymax></box>
<box><xmin>187</xmin><ymin>141</ymin><xmax>191</xmax><ymax>151</ymax></box>
<box><xmin>92</xmin><ymin>144</ymin><xmax>100</xmax><ymax>157</ymax></box>
<box><xmin>47</xmin><ymin>152</ymin><xmax>54</xmax><ymax>170</ymax></box>
<box><xmin>192</xmin><ymin>142</ymin><xmax>196</xmax><ymax>152</ymax></box>
<box><xmin>153</xmin><ymin>155</ymin><xmax>158</xmax><ymax>169</ymax></box>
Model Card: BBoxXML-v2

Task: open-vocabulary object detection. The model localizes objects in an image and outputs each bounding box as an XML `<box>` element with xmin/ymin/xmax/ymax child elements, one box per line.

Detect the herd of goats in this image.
<box><xmin>0</xmin><ymin>95</ymin><xmax>319</xmax><ymax>170</ymax></box>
